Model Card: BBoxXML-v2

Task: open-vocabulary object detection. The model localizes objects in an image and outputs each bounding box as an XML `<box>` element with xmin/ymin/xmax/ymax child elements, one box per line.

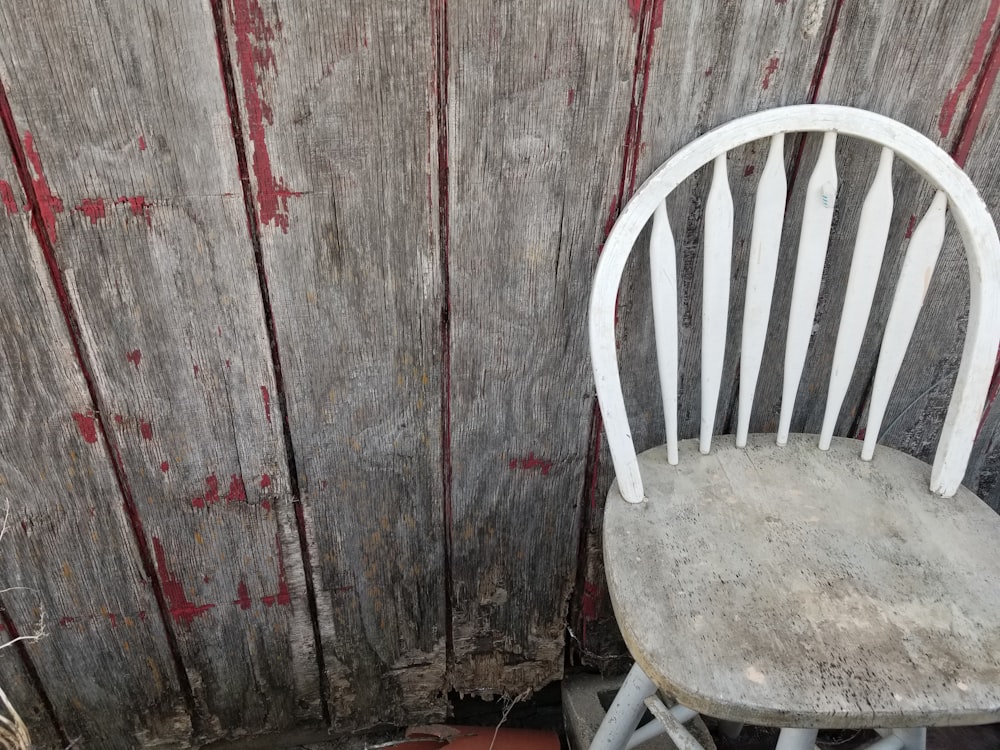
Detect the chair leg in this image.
<box><xmin>589</xmin><ymin>662</ymin><xmax>657</xmax><ymax>750</ymax></box>
<box><xmin>892</xmin><ymin>728</ymin><xmax>926</xmax><ymax>750</ymax></box>
<box><xmin>774</xmin><ymin>727</ymin><xmax>818</xmax><ymax>750</ymax></box>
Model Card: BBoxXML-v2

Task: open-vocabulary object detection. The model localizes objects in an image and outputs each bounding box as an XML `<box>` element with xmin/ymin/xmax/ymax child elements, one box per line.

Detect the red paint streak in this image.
<box><xmin>138</xmin><ymin>135</ymin><xmax>147</xmax><ymax>151</ymax></box>
<box><xmin>744</xmin><ymin>164</ymin><xmax>755</xmax><ymax>177</ymax></box>
<box><xmin>567</xmin><ymin>88</ymin><xmax>575</xmax><ymax>106</ymax></box>
<box><xmin>114</xmin><ymin>414</ymin><xmax>124</xmax><ymax>425</ymax></box>
<box><xmin>160</xmin><ymin>461</ymin><xmax>170</xmax><ymax>473</ymax></box>
<box><xmin>58</xmin><ymin>617</ymin><xmax>76</xmax><ymax>627</ymax></box>
<box><xmin>261</xmin><ymin>499</ymin><xmax>271</xmax><ymax>511</ymax></box>
<box><xmin>193</xmin><ymin>364</ymin><xmax>200</xmax><ymax>377</ymax></box>
<box><xmin>952</xmin><ymin>14</ymin><xmax>1000</xmax><ymax>167</ymax></box>
<box><xmin>627</xmin><ymin>0</ymin><xmax>642</xmax><ymax>29</ymax></box>
<box><xmin>0</xmin><ymin>180</ymin><xmax>17</xmax><ymax>214</ymax></box>
<box><xmin>72</xmin><ymin>412</ymin><xmax>98</xmax><ymax>443</ymax></box>
<box><xmin>704</xmin><ymin>66</ymin><xmax>713</xmax><ymax>76</ymax></box>
<box><xmin>225</xmin><ymin>359</ymin><xmax>231</xmax><ymax>369</ymax></box>
<box><xmin>126</xmin><ymin>348</ymin><xmax>142</xmax><ymax>369</ymax></box>
<box><xmin>139</xmin><ymin>420</ymin><xmax>153</xmax><ymax>441</ymax></box>
<box><xmin>762</xmin><ymin>56</ymin><xmax>780</xmax><ymax>90</ymax></box>
<box><xmin>904</xmin><ymin>214</ymin><xmax>917</xmax><ymax>238</ymax></box>
<box><xmin>22</xmin><ymin>132</ymin><xmax>63</xmax><ymax>241</ymax></box>
<box><xmin>939</xmin><ymin>0</ymin><xmax>1000</xmax><ymax>140</ymax></box>
<box><xmin>152</xmin><ymin>537</ymin><xmax>215</xmax><ymax>625</ymax></box>
<box><xmin>192</xmin><ymin>474</ymin><xmax>221</xmax><ymax>509</ymax></box>
<box><xmin>233</xmin><ymin>580</ymin><xmax>252</xmax><ymax>610</ymax></box>
<box><xmin>227</xmin><ymin>0</ymin><xmax>301</xmax><ymax>232</ymax></box>
<box><xmin>261</xmin><ymin>385</ymin><xmax>272</xmax><ymax>423</ymax></box>
<box><xmin>117</xmin><ymin>195</ymin><xmax>151</xmax><ymax>227</ymax></box>
<box><xmin>261</xmin><ymin>534</ymin><xmax>291</xmax><ymax>607</ymax></box>
<box><xmin>508</xmin><ymin>452</ymin><xmax>553</xmax><ymax>476</ymax></box>
<box><xmin>225</xmin><ymin>474</ymin><xmax>247</xmax><ymax>502</ymax></box>
<box><xmin>107</xmin><ymin>612</ymin><xmax>118</xmax><ymax>627</ymax></box>
<box><xmin>74</xmin><ymin>198</ymin><xmax>105</xmax><ymax>224</ymax></box>
<box><xmin>138</xmin><ymin>610</ymin><xmax>147</xmax><ymax>621</ymax></box>
<box><xmin>260</xmin><ymin>473</ymin><xmax>271</xmax><ymax>488</ymax></box>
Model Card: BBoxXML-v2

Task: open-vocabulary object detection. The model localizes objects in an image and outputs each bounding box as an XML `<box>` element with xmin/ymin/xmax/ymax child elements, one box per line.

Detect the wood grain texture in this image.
<box><xmin>748</xmin><ymin>0</ymin><xmax>1000</xmax><ymax>460</ymax></box>
<box><xmin>447</xmin><ymin>0</ymin><xmax>638</xmax><ymax>693</ymax></box>
<box><xmin>606</xmin><ymin>436</ymin><xmax>1000</xmax><ymax>727</ymax></box>
<box><xmin>0</xmin><ymin>640</ymin><xmax>61</xmax><ymax>750</ymax></box>
<box><xmin>578</xmin><ymin>0</ymin><xmax>837</xmax><ymax>660</ymax></box>
<box><xmin>219</xmin><ymin>0</ymin><xmax>447</xmax><ymax>728</ymax></box>
<box><xmin>0</xmin><ymin>1</ymin><xmax>322</xmax><ymax>740</ymax></box>
<box><xmin>0</xmin><ymin>135</ymin><xmax>189</xmax><ymax>746</ymax></box>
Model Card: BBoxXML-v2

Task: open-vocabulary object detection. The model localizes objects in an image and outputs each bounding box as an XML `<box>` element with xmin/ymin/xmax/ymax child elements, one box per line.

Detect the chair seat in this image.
<box><xmin>603</xmin><ymin>434</ymin><xmax>1000</xmax><ymax>729</ymax></box>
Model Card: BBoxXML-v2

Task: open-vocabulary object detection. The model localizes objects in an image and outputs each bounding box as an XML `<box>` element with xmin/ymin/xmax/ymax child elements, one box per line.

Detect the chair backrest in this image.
<box><xmin>590</xmin><ymin>105</ymin><xmax>1000</xmax><ymax>504</ymax></box>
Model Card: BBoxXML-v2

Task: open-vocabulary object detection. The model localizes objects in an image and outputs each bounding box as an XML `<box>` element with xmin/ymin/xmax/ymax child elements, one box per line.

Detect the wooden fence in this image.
<box><xmin>2</xmin><ymin>0</ymin><xmax>1000</xmax><ymax>747</ymax></box>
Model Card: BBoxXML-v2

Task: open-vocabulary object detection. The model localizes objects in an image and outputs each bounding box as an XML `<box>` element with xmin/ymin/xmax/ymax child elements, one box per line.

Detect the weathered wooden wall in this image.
<box><xmin>0</xmin><ymin>0</ymin><xmax>999</xmax><ymax>746</ymax></box>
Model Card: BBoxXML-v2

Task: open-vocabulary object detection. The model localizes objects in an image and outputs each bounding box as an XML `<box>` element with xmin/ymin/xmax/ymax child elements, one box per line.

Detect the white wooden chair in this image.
<box><xmin>588</xmin><ymin>105</ymin><xmax>1000</xmax><ymax>750</ymax></box>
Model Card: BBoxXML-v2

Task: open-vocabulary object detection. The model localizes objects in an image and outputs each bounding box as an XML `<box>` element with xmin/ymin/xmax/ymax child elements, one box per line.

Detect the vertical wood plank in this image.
<box><xmin>219</xmin><ymin>0</ymin><xmax>447</xmax><ymax>728</ymax></box>
<box><xmin>0</xmin><ymin>1</ymin><xmax>322</xmax><ymax>740</ymax></box>
<box><xmin>748</xmin><ymin>0</ymin><xmax>1000</xmax><ymax>456</ymax></box>
<box><xmin>0</xmin><ymin>639</ymin><xmax>61</xmax><ymax>749</ymax></box>
<box><xmin>578</xmin><ymin>0</ymin><xmax>838</xmax><ymax>661</ymax></box>
<box><xmin>0</xmin><ymin>132</ymin><xmax>189</xmax><ymax>746</ymax></box>
<box><xmin>448</xmin><ymin>1</ymin><xmax>638</xmax><ymax>692</ymax></box>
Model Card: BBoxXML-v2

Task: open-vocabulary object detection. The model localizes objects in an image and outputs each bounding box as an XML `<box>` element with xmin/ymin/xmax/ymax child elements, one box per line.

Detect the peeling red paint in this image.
<box><xmin>225</xmin><ymin>359</ymin><xmax>231</xmax><ymax>369</ymax></box>
<box><xmin>261</xmin><ymin>534</ymin><xmax>291</xmax><ymax>607</ymax></box>
<box><xmin>140</xmin><ymin>420</ymin><xmax>153</xmax><ymax>441</ymax></box>
<box><xmin>192</xmin><ymin>474</ymin><xmax>221</xmax><ymax>509</ymax></box>
<box><xmin>107</xmin><ymin>612</ymin><xmax>118</xmax><ymax>627</ymax></box>
<box><xmin>904</xmin><ymin>214</ymin><xmax>917</xmax><ymax>238</ymax></box>
<box><xmin>939</xmin><ymin>0</ymin><xmax>1000</xmax><ymax>140</ymax></box>
<box><xmin>72</xmin><ymin>412</ymin><xmax>98</xmax><ymax>444</ymax></box>
<box><xmin>261</xmin><ymin>385</ymin><xmax>272</xmax><ymax>423</ymax></box>
<box><xmin>627</xmin><ymin>0</ymin><xmax>665</xmax><ymax>31</ymax></box>
<box><xmin>75</xmin><ymin>198</ymin><xmax>106</xmax><ymax>224</ymax></box>
<box><xmin>762</xmin><ymin>57</ymin><xmax>780</xmax><ymax>90</ymax></box>
<box><xmin>126</xmin><ymin>349</ymin><xmax>142</xmax><ymax>369</ymax></box>
<box><xmin>261</xmin><ymin>499</ymin><xmax>271</xmax><ymax>511</ymax></box>
<box><xmin>152</xmin><ymin>537</ymin><xmax>215</xmax><ymax>625</ymax></box>
<box><xmin>567</xmin><ymin>88</ymin><xmax>575</xmax><ymax>106</ymax></box>
<box><xmin>509</xmin><ymin>452</ymin><xmax>553</xmax><ymax>476</ymax></box>
<box><xmin>138</xmin><ymin>135</ymin><xmax>147</xmax><ymax>151</ymax></box>
<box><xmin>225</xmin><ymin>474</ymin><xmax>247</xmax><ymax>502</ymax></box>
<box><xmin>117</xmin><ymin>195</ymin><xmax>152</xmax><ymax>226</ymax></box>
<box><xmin>58</xmin><ymin>617</ymin><xmax>76</xmax><ymax>627</ymax></box>
<box><xmin>22</xmin><ymin>132</ymin><xmax>63</xmax><ymax>242</ymax></box>
<box><xmin>260</xmin><ymin>473</ymin><xmax>271</xmax><ymax>488</ymax></box>
<box><xmin>160</xmin><ymin>461</ymin><xmax>170</xmax><ymax>473</ymax></box>
<box><xmin>227</xmin><ymin>0</ymin><xmax>301</xmax><ymax>232</ymax></box>
<box><xmin>0</xmin><ymin>180</ymin><xmax>17</xmax><ymax>215</ymax></box>
<box><xmin>193</xmin><ymin>364</ymin><xmax>200</xmax><ymax>377</ymax></box>
<box><xmin>114</xmin><ymin>414</ymin><xmax>124</xmax><ymax>425</ymax></box>
<box><xmin>744</xmin><ymin>165</ymin><xmax>755</xmax><ymax>177</ymax></box>
<box><xmin>704</xmin><ymin>66</ymin><xmax>713</xmax><ymax>76</ymax></box>
<box><xmin>233</xmin><ymin>580</ymin><xmax>252</xmax><ymax>610</ymax></box>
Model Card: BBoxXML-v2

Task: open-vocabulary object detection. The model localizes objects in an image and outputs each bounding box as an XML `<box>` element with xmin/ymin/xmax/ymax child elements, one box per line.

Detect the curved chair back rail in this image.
<box><xmin>589</xmin><ymin>105</ymin><xmax>1000</xmax><ymax>503</ymax></box>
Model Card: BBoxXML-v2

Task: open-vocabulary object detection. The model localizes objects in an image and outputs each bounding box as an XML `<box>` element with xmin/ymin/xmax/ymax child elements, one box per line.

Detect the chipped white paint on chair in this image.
<box><xmin>587</xmin><ymin>105</ymin><xmax>1000</xmax><ymax>750</ymax></box>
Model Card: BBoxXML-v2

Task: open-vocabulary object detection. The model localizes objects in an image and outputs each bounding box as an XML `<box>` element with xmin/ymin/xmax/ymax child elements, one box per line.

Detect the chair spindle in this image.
<box><xmin>778</xmin><ymin>131</ymin><xmax>838</xmax><ymax>444</ymax></box>
<box><xmin>651</xmin><ymin>201</ymin><xmax>679</xmax><ymax>465</ymax></box>
<box><xmin>701</xmin><ymin>153</ymin><xmax>734</xmax><ymax>454</ymax></box>
<box><xmin>863</xmin><ymin>191</ymin><xmax>948</xmax><ymax>460</ymax></box>
<box><xmin>819</xmin><ymin>147</ymin><xmax>895</xmax><ymax>450</ymax></box>
<box><xmin>737</xmin><ymin>133</ymin><xmax>787</xmax><ymax>447</ymax></box>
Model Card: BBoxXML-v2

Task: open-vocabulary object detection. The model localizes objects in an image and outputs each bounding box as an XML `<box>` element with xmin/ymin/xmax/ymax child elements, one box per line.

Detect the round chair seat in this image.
<box><xmin>603</xmin><ymin>434</ymin><xmax>1000</xmax><ymax>729</ymax></box>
